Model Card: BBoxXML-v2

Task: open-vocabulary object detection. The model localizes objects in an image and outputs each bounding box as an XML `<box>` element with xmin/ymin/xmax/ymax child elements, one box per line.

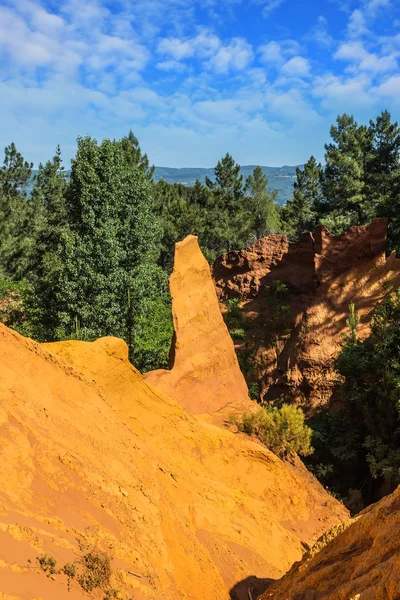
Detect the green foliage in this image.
<box><xmin>282</xmin><ymin>156</ymin><xmax>321</xmax><ymax>240</ymax></box>
<box><xmin>311</xmin><ymin>290</ymin><xmax>400</xmax><ymax>503</ymax></box>
<box><xmin>29</xmin><ymin>136</ymin><xmax>167</xmax><ymax>372</ymax></box>
<box><xmin>62</xmin><ymin>562</ymin><xmax>77</xmax><ymax>579</ymax></box>
<box><xmin>224</xmin><ymin>297</ymin><xmax>244</xmax><ymax>330</ymax></box>
<box><xmin>0</xmin><ymin>143</ymin><xmax>36</xmax><ymax>279</ymax></box>
<box><xmin>0</xmin><ymin>277</ymin><xmax>32</xmax><ymax>336</ymax></box>
<box><xmin>77</xmin><ymin>550</ymin><xmax>111</xmax><ymax>592</ymax></box>
<box><xmin>321</xmin><ymin>114</ymin><xmax>374</xmax><ymax>227</ymax></box>
<box><xmin>244</xmin><ymin>165</ymin><xmax>281</xmax><ymax>240</ymax></box>
<box><xmin>37</xmin><ymin>554</ymin><xmax>57</xmax><ymax>576</ymax></box>
<box><xmin>34</xmin><ymin>549</ymin><xmax>132</xmax><ymax>599</ymax></box>
<box><xmin>265</xmin><ymin>280</ymin><xmax>292</xmax><ymax>334</ymax></box>
<box><xmin>128</xmin><ymin>264</ymin><xmax>173</xmax><ymax>372</ymax></box>
<box><xmin>305</xmin><ymin>410</ymin><xmax>365</xmax><ymax>501</ymax></box>
<box><xmin>234</xmin><ymin>404</ymin><xmax>313</xmax><ymax>458</ymax></box>
<box><xmin>153</xmin><ymin>179</ymin><xmax>204</xmax><ymax>271</ymax></box>
<box><xmin>121</xmin><ymin>129</ymin><xmax>155</xmax><ymax>180</ymax></box>
<box><xmin>230</xmin><ymin>328</ymin><xmax>246</xmax><ymax>340</ymax></box>
<box><xmin>204</xmin><ymin>153</ymin><xmax>256</xmax><ymax>257</ymax></box>
<box><xmin>248</xmin><ymin>381</ymin><xmax>260</xmax><ymax>401</ymax></box>
<box><xmin>344</xmin><ymin>303</ymin><xmax>360</xmax><ymax>344</ymax></box>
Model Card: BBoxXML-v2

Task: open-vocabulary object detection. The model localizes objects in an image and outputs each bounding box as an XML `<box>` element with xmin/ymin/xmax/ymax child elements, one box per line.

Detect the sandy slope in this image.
<box><xmin>0</xmin><ymin>325</ymin><xmax>347</xmax><ymax>600</ymax></box>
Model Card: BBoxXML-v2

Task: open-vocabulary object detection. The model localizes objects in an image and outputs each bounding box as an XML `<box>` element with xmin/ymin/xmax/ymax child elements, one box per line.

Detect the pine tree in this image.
<box><xmin>244</xmin><ymin>166</ymin><xmax>281</xmax><ymax>240</ymax></box>
<box><xmin>121</xmin><ymin>130</ymin><xmax>155</xmax><ymax>181</ymax></box>
<box><xmin>0</xmin><ymin>143</ymin><xmax>34</xmax><ymax>278</ymax></box>
<box><xmin>321</xmin><ymin>114</ymin><xmax>373</xmax><ymax>231</ymax></box>
<box><xmin>282</xmin><ymin>156</ymin><xmax>322</xmax><ymax>240</ymax></box>
<box><xmin>369</xmin><ymin>111</ymin><xmax>400</xmax><ymax>253</ymax></box>
<box><xmin>204</xmin><ymin>153</ymin><xmax>248</xmax><ymax>256</ymax></box>
<box><xmin>30</xmin><ymin>146</ymin><xmax>68</xmax><ymax>269</ymax></box>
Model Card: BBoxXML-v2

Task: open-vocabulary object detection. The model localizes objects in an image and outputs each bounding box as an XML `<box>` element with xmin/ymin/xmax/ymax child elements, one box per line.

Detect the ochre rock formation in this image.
<box><xmin>145</xmin><ymin>235</ymin><xmax>252</xmax><ymax>417</ymax></box>
<box><xmin>213</xmin><ymin>218</ymin><xmax>389</xmax><ymax>300</ymax></box>
<box><xmin>0</xmin><ymin>325</ymin><xmax>348</xmax><ymax>600</ymax></box>
<box><xmin>260</xmin><ymin>486</ymin><xmax>400</xmax><ymax>599</ymax></box>
<box><xmin>213</xmin><ymin>218</ymin><xmax>400</xmax><ymax>409</ymax></box>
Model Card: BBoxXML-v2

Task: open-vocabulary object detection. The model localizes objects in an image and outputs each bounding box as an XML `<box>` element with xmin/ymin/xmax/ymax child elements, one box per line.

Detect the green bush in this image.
<box><xmin>230</xmin><ymin>327</ymin><xmax>246</xmax><ymax>340</ymax></box>
<box><xmin>265</xmin><ymin>280</ymin><xmax>292</xmax><ymax>334</ymax></box>
<box><xmin>248</xmin><ymin>381</ymin><xmax>260</xmax><ymax>401</ymax></box>
<box><xmin>225</xmin><ymin>297</ymin><xmax>244</xmax><ymax>330</ymax></box>
<box><xmin>234</xmin><ymin>404</ymin><xmax>313</xmax><ymax>458</ymax></box>
<box><xmin>0</xmin><ymin>277</ymin><xmax>32</xmax><ymax>336</ymax></box>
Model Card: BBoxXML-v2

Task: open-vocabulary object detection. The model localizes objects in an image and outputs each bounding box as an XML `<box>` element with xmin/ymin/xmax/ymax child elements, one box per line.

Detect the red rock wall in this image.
<box><xmin>213</xmin><ymin>218</ymin><xmax>400</xmax><ymax>410</ymax></box>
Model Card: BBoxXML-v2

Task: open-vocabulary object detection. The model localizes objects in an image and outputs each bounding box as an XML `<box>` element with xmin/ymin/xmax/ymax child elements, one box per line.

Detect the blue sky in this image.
<box><xmin>1</xmin><ymin>0</ymin><xmax>400</xmax><ymax>168</ymax></box>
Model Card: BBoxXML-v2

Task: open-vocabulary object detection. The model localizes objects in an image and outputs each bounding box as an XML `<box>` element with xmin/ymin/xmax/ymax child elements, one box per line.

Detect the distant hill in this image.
<box><xmin>154</xmin><ymin>164</ymin><xmax>300</xmax><ymax>205</ymax></box>
<box><xmin>30</xmin><ymin>164</ymin><xmax>300</xmax><ymax>205</ymax></box>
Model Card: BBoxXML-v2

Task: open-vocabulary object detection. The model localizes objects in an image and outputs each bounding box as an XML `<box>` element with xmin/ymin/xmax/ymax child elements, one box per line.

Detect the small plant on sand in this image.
<box><xmin>233</xmin><ymin>404</ymin><xmax>313</xmax><ymax>458</ymax></box>
<box><xmin>77</xmin><ymin>550</ymin><xmax>112</xmax><ymax>592</ymax></box>
<box><xmin>34</xmin><ymin>547</ymin><xmax>133</xmax><ymax>599</ymax></box>
<box><xmin>37</xmin><ymin>554</ymin><xmax>57</xmax><ymax>576</ymax></box>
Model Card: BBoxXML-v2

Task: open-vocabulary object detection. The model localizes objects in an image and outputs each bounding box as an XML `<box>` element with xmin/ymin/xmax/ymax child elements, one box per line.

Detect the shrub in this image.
<box><xmin>77</xmin><ymin>550</ymin><xmax>112</xmax><ymax>592</ymax></box>
<box><xmin>265</xmin><ymin>280</ymin><xmax>293</xmax><ymax>334</ymax></box>
<box><xmin>234</xmin><ymin>404</ymin><xmax>313</xmax><ymax>458</ymax></box>
<box><xmin>37</xmin><ymin>554</ymin><xmax>57</xmax><ymax>576</ymax></box>
<box><xmin>0</xmin><ymin>277</ymin><xmax>32</xmax><ymax>336</ymax></box>
<box><xmin>225</xmin><ymin>297</ymin><xmax>244</xmax><ymax>330</ymax></box>
<box><xmin>248</xmin><ymin>381</ymin><xmax>260</xmax><ymax>401</ymax></box>
<box><xmin>230</xmin><ymin>327</ymin><xmax>246</xmax><ymax>340</ymax></box>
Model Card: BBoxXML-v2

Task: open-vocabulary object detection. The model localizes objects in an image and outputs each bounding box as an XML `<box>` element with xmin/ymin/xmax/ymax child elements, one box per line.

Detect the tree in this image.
<box><xmin>369</xmin><ymin>111</ymin><xmax>400</xmax><ymax>253</ymax></box>
<box><xmin>282</xmin><ymin>156</ymin><xmax>322</xmax><ymax>240</ymax></box>
<box><xmin>333</xmin><ymin>290</ymin><xmax>400</xmax><ymax>495</ymax></box>
<box><xmin>0</xmin><ymin>143</ymin><xmax>35</xmax><ymax>278</ymax></box>
<box><xmin>32</xmin><ymin>136</ymin><xmax>170</xmax><ymax>372</ymax></box>
<box><xmin>0</xmin><ymin>142</ymin><xmax>33</xmax><ymax>197</ymax></box>
<box><xmin>30</xmin><ymin>146</ymin><xmax>68</xmax><ymax>273</ymax></box>
<box><xmin>320</xmin><ymin>114</ymin><xmax>373</xmax><ymax>231</ymax></box>
<box><xmin>244</xmin><ymin>166</ymin><xmax>281</xmax><ymax>240</ymax></box>
<box><xmin>153</xmin><ymin>180</ymin><xmax>203</xmax><ymax>271</ymax></box>
<box><xmin>204</xmin><ymin>153</ymin><xmax>249</xmax><ymax>257</ymax></box>
<box><xmin>121</xmin><ymin>130</ymin><xmax>155</xmax><ymax>181</ymax></box>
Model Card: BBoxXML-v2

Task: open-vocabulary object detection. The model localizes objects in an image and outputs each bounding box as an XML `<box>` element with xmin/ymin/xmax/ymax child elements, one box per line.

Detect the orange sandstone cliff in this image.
<box><xmin>260</xmin><ymin>486</ymin><xmax>400</xmax><ymax>600</ymax></box>
<box><xmin>0</xmin><ymin>233</ymin><xmax>349</xmax><ymax>600</ymax></box>
<box><xmin>145</xmin><ymin>235</ymin><xmax>251</xmax><ymax>416</ymax></box>
<box><xmin>213</xmin><ymin>218</ymin><xmax>400</xmax><ymax>409</ymax></box>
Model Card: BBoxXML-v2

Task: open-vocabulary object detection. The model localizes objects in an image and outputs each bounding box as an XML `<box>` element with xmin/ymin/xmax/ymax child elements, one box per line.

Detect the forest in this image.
<box><xmin>1</xmin><ymin>110</ymin><xmax>400</xmax><ymax>508</ymax></box>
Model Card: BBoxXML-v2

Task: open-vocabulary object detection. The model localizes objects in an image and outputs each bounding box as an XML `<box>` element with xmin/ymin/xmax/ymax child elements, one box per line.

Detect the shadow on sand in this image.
<box><xmin>229</xmin><ymin>575</ymin><xmax>274</xmax><ymax>600</ymax></box>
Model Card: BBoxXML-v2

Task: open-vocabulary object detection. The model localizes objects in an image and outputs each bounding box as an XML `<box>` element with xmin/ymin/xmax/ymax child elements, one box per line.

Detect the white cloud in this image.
<box><xmin>259</xmin><ymin>41</ymin><xmax>283</xmax><ymax>65</ymax></box>
<box><xmin>281</xmin><ymin>56</ymin><xmax>310</xmax><ymax>77</ymax></box>
<box><xmin>347</xmin><ymin>9</ymin><xmax>368</xmax><ymax>38</ymax></box>
<box><xmin>252</xmin><ymin>0</ymin><xmax>286</xmax><ymax>18</ymax></box>
<box><xmin>156</xmin><ymin>60</ymin><xmax>186</xmax><ymax>72</ymax></box>
<box><xmin>157</xmin><ymin>38</ymin><xmax>194</xmax><ymax>60</ymax></box>
<box><xmin>209</xmin><ymin>38</ymin><xmax>253</xmax><ymax>73</ymax></box>
<box><xmin>307</xmin><ymin>16</ymin><xmax>335</xmax><ymax>48</ymax></box>
<box><xmin>313</xmin><ymin>73</ymin><xmax>377</xmax><ymax>112</ymax></box>
<box><xmin>335</xmin><ymin>41</ymin><xmax>397</xmax><ymax>73</ymax></box>
<box><xmin>193</xmin><ymin>99</ymin><xmax>241</xmax><ymax>124</ymax></box>
<box><xmin>258</xmin><ymin>39</ymin><xmax>301</xmax><ymax>68</ymax></box>
<box><xmin>364</xmin><ymin>0</ymin><xmax>391</xmax><ymax>14</ymax></box>
<box><xmin>376</xmin><ymin>75</ymin><xmax>400</xmax><ymax>101</ymax></box>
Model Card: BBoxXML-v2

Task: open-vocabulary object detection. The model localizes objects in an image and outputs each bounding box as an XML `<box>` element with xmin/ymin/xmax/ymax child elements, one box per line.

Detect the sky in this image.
<box><xmin>1</xmin><ymin>0</ymin><xmax>400</xmax><ymax>168</ymax></box>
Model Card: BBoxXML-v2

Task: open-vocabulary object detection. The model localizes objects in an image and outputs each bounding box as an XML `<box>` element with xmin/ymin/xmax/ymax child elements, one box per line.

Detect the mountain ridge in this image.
<box><xmin>31</xmin><ymin>164</ymin><xmax>301</xmax><ymax>205</ymax></box>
